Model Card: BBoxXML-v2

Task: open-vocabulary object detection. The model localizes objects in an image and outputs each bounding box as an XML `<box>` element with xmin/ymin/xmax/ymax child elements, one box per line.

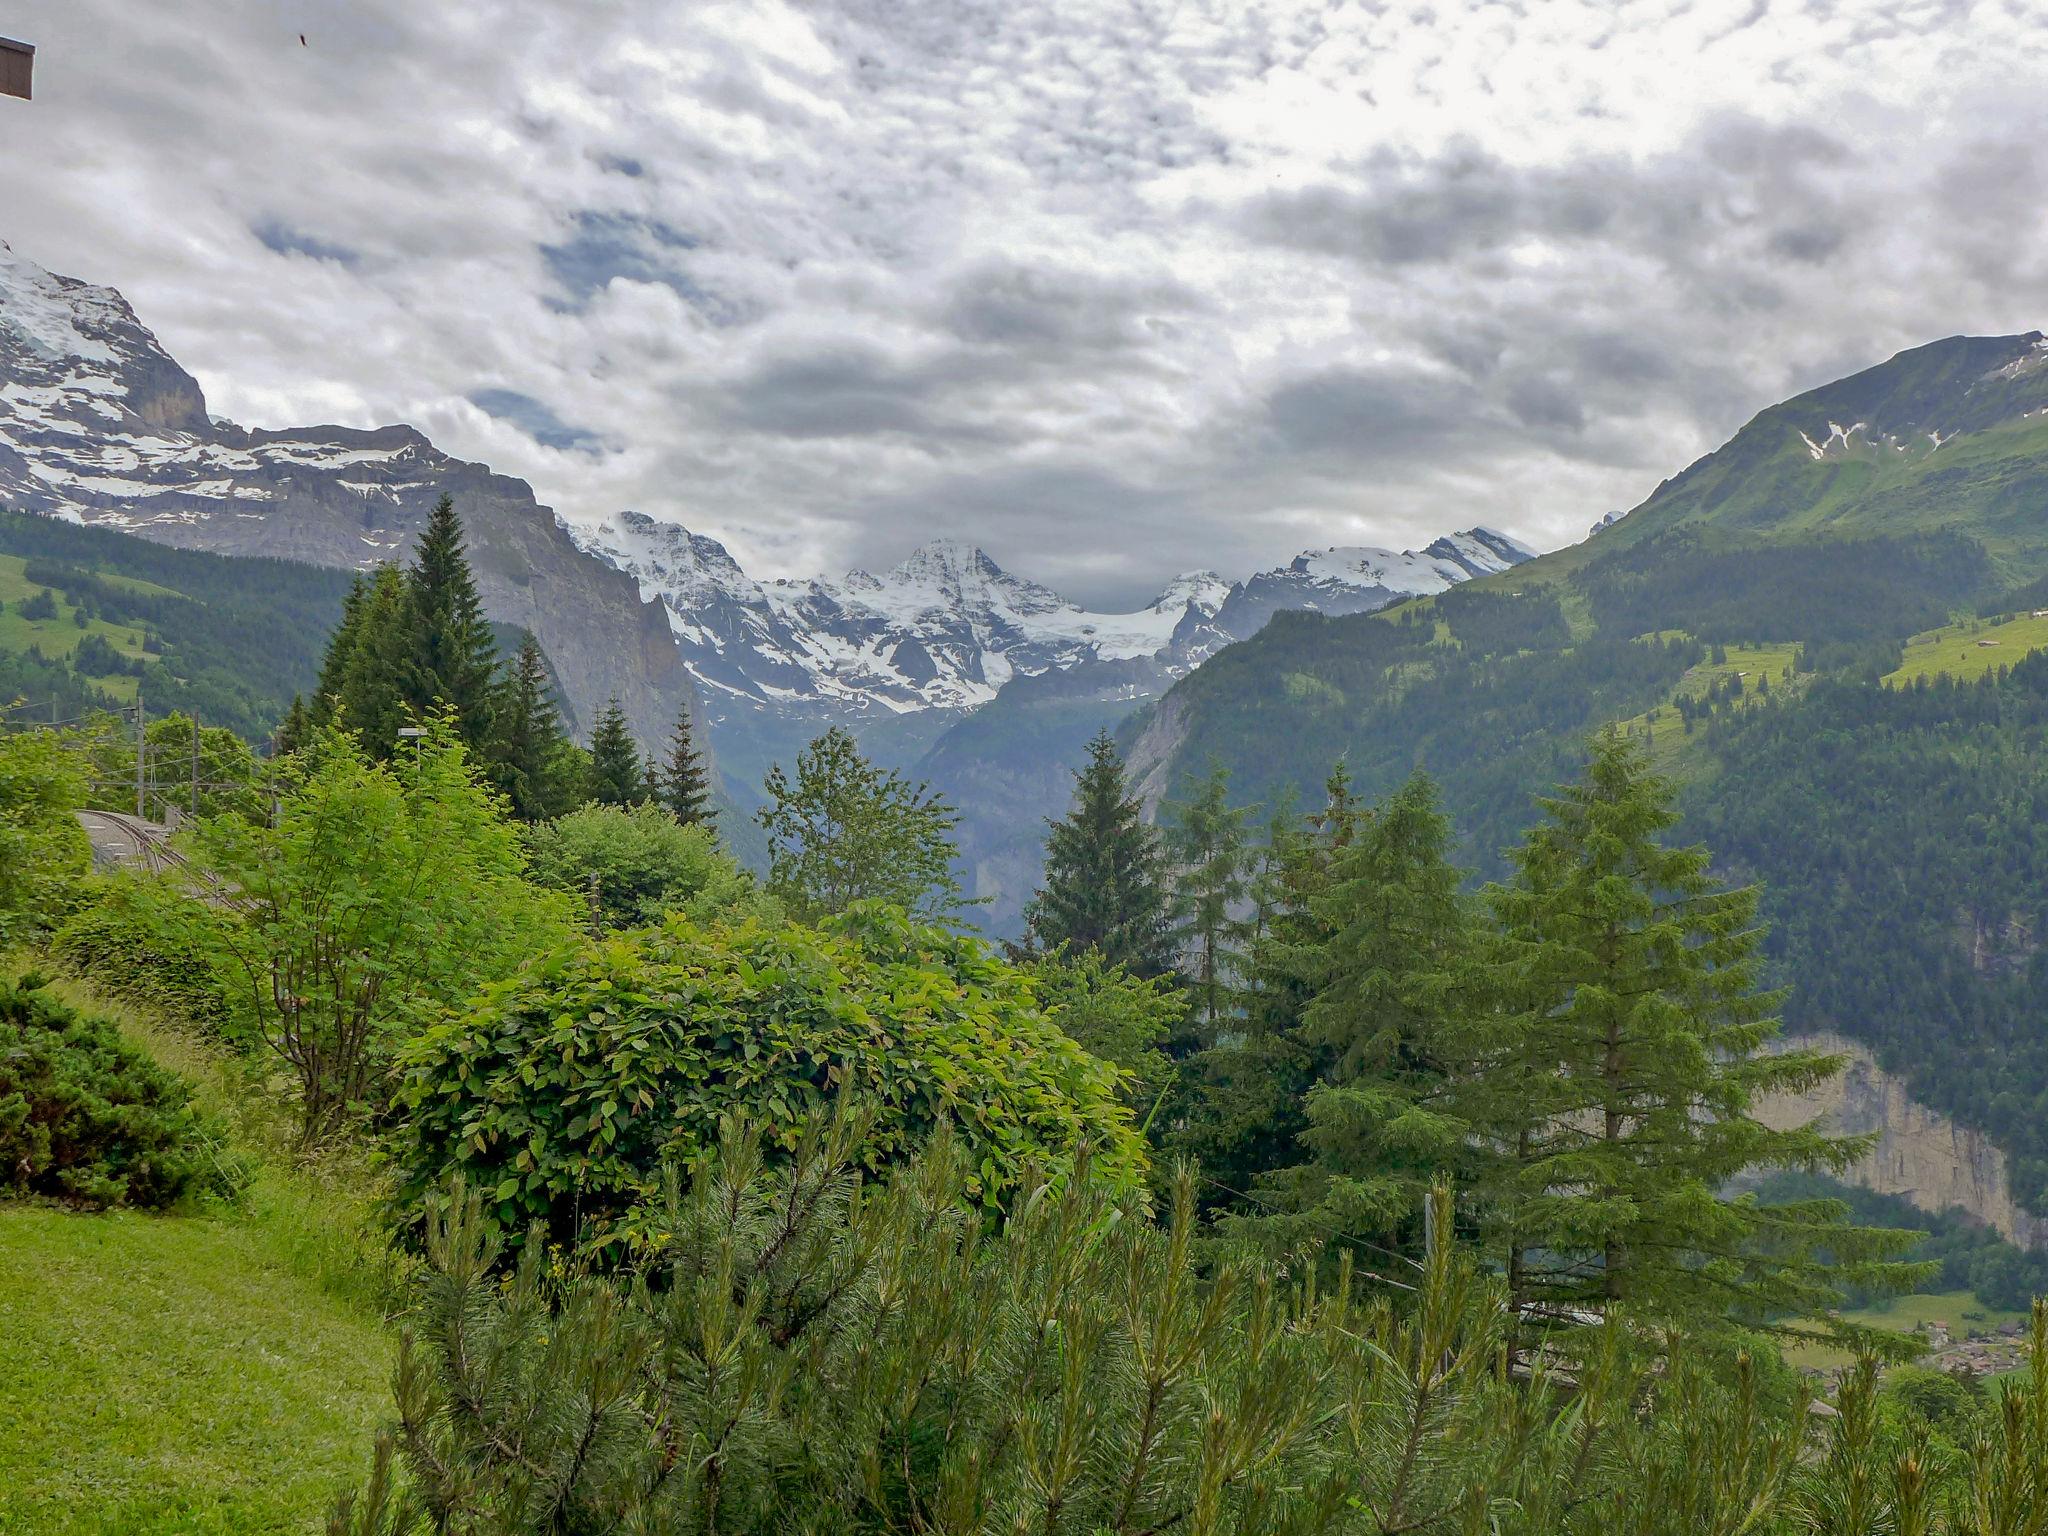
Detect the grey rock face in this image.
<box><xmin>0</xmin><ymin>247</ymin><xmax>697</xmax><ymax>749</ymax></box>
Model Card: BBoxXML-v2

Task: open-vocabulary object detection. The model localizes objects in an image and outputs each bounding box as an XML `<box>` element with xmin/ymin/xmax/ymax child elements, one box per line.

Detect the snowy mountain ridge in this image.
<box><xmin>0</xmin><ymin>242</ymin><xmax>698</xmax><ymax>748</ymax></box>
<box><xmin>572</xmin><ymin>510</ymin><xmax>1533</xmax><ymax>717</ymax></box>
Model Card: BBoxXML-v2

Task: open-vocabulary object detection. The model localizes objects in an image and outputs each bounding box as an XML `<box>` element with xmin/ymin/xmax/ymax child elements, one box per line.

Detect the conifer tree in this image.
<box><xmin>1171</xmin><ymin>766</ymin><xmax>1360</xmax><ymax>1203</ymax></box>
<box><xmin>334</xmin><ymin>566</ymin><xmax>410</xmax><ymax>756</ymax></box>
<box><xmin>308</xmin><ymin>572</ymin><xmax>371</xmax><ymax>727</ymax></box>
<box><xmin>585</xmin><ymin>698</ymin><xmax>642</xmax><ymax>808</ymax></box>
<box><xmin>660</xmin><ymin>702</ymin><xmax>715</xmax><ymax>827</ymax></box>
<box><xmin>1256</xmin><ymin>772</ymin><xmax>1478</xmax><ymax>1248</ymax></box>
<box><xmin>1164</xmin><ymin>760</ymin><xmax>1253</xmax><ymax>1038</ymax></box>
<box><xmin>400</xmin><ymin>494</ymin><xmax>498</xmax><ymax>751</ymax></box>
<box><xmin>273</xmin><ymin>693</ymin><xmax>311</xmax><ymax>757</ymax></box>
<box><xmin>1460</xmin><ymin>730</ymin><xmax>1924</xmax><ymax>1342</ymax></box>
<box><xmin>494</xmin><ymin>635</ymin><xmax>578</xmax><ymax>821</ymax></box>
<box><xmin>1023</xmin><ymin>731</ymin><xmax>1173</xmax><ymax>977</ymax></box>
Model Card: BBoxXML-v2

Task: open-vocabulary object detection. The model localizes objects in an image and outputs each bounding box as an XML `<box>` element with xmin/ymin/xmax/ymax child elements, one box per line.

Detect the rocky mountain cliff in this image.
<box><xmin>0</xmin><ymin>245</ymin><xmax>697</xmax><ymax>747</ymax></box>
<box><xmin>1757</xmin><ymin>1032</ymin><xmax>2048</xmax><ymax>1251</ymax></box>
<box><xmin>574</xmin><ymin>509</ymin><xmax>1529</xmax><ymax>737</ymax></box>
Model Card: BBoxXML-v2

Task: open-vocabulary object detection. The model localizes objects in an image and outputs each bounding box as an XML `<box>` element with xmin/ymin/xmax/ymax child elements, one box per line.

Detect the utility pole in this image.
<box><xmin>134</xmin><ymin>691</ymin><xmax>146</xmax><ymax>818</ymax></box>
<box><xmin>191</xmin><ymin>714</ymin><xmax>201</xmax><ymax>817</ymax></box>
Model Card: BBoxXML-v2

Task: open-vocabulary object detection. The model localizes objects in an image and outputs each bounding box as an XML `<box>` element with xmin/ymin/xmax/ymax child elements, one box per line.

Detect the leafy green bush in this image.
<box><xmin>522</xmin><ymin>801</ymin><xmax>762</xmax><ymax>931</ymax></box>
<box><xmin>391</xmin><ymin>905</ymin><xmax>1144</xmax><ymax>1257</ymax></box>
<box><xmin>0</xmin><ymin>975</ymin><xmax>243</xmax><ymax>1209</ymax></box>
<box><xmin>0</xmin><ymin>730</ymin><xmax>90</xmax><ymax>943</ymax></box>
<box><xmin>184</xmin><ymin>723</ymin><xmax>577</xmax><ymax>1140</ymax></box>
<box><xmin>52</xmin><ymin>874</ymin><xmax>240</xmax><ymax>1029</ymax></box>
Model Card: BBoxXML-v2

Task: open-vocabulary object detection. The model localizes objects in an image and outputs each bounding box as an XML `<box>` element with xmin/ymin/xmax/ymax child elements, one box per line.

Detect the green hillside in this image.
<box><xmin>1130</xmin><ymin>332</ymin><xmax>2048</xmax><ymax>1211</ymax></box>
<box><xmin>0</xmin><ymin>510</ymin><xmax>359</xmax><ymax>740</ymax></box>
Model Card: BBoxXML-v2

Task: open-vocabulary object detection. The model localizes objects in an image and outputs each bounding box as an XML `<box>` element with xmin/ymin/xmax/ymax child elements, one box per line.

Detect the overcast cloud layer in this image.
<box><xmin>4</xmin><ymin>0</ymin><xmax>2047</xmax><ymax>604</ymax></box>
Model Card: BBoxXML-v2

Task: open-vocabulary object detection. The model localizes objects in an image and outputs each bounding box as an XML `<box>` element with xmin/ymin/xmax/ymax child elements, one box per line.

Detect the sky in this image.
<box><xmin>3</xmin><ymin>0</ymin><xmax>2047</xmax><ymax>607</ymax></box>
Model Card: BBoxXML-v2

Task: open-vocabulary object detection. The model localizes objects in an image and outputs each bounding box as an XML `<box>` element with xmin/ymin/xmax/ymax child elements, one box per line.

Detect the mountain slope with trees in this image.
<box><xmin>1126</xmin><ymin>330</ymin><xmax>2048</xmax><ymax>1222</ymax></box>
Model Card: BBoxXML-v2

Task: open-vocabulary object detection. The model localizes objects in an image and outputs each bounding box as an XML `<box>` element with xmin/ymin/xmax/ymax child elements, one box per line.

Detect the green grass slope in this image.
<box><xmin>0</xmin><ymin>974</ymin><xmax>399</xmax><ymax>1535</ymax></box>
<box><xmin>0</xmin><ymin>508</ymin><xmax>359</xmax><ymax>739</ymax></box>
<box><xmin>0</xmin><ymin>1206</ymin><xmax>392</xmax><ymax>1536</ymax></box>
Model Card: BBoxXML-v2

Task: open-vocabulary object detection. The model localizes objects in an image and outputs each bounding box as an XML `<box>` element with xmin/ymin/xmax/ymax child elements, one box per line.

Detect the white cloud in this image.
<box><xmin>4</xmin><ymin>0</ymin><xmax>2046</xmax><ymax>604</ymax></box>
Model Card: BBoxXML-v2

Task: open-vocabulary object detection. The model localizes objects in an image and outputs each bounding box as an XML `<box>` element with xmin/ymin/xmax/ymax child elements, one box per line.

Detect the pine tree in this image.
<box><xmin>334</xmin><ymin>566</ymin><xmax>410</xmax><ymax>756</ymax></box>
<box><xmin>1461</xmin><ymin>730</ymin><xmax>1924</xmax><ymax>1343</ymax></box>
<box><xmin>1164</xmin><ymin>761</ymin><xmax>1253</xmax><ymax>1039</ymax></box>
<box><xmin>660</xmin><ymin>702</ymin><xmax>715</xmax><ymax>827</ymax></box>
<box><xmin>1023</xmin><ymin>731</ymin><xmax>1173</xmax><ymax>977</ymax></box>
<box><xmin>273</xmin><ymin>693</ymin><xmax>311</xmax><ymax>757</ymax></box>
<box><xmin>585</xmin><ymin>698</ymin><xmax>642</xmax><ymax>808</ymax></box>
<box><xmin>308</xmin><ymin>572</ymin><xmax>371</xmax><ymax>727</ymax></box>
<box><xmin>1170</xmin><ymin>766</ymin><xmax>1360</xmax><ymax>1205</ymax></box>
<box><xmin>494</xmin><ymin>635</ymin><xmax>577</xmax><ymax>821</ymax></box>
<box><xmin>757</xmin><ymin>727</ymin><xmax>965</xmax><ymax>921</ymax></box>
<box><xmin>400</xmin><ymin>494</ymin><xmax>498</xmax><ymax>752</ymax></box>
<box><xmin>1256</xmin><ymin>772</ymin><xmax>1478</xmax><ymax>1248</ymax></box>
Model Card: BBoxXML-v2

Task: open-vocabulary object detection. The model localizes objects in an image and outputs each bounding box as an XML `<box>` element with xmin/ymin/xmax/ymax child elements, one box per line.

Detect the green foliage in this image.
<box><xmin>184</xmin><ymin>723</ymin><xmax>576</xmax><ymax>1139</ymax></box>
<box><xmin>1023</xmin><ymin>729</ymin><xmax>1174</xmax><ymax>975</ymax></box>
<box><xmin>1242</xmin><ymin>773</ymin><xmax>1480</xmax><ymax>1255</ymax></box>
<box><xmin>396</xmin><ymin>494</ymin><xmax>498</xmax><ymax>750</ymax></box>
<box><xmin>758</xmin><ymin>725</ymin><xmax>968</xmax><ymax>922</ymax></box>
<box><xmin>389</xmin><ymin>907</ymin><xmax>1142</xmax><ymax>1257</ymax></box>
<box><xmin>0</xmin><ymin>727</ymin><xmax>89</xmax><ymax>943</ymax></box>
<box><xmin>0</xmin><ymin>974</ymin><xmax>242</xmax><ymax>1209</ymax></box>
<box><xmin>0</xmin><ymin>508</ymin><xmax>359</xmax><ymax>739</ymax></box>
<box><xmin>492</xmin><ymin>633</ymin><xmax>582</xmax><ymax>821</ymax></box>
<box><xmin>522</xmin><ymin>801</ymin><xmax>760</xmax><ymax>932</ymax></box>
<box><xmin>1026</xmin><ymin>947</ymin><xmax>1184</xmax><ymax>1111</ymax></box>
<box><xmin>584</xmin><ymin>695</ymin><xmax>643</xmax><ymax>807</ymax></box>
<box><xmin>350</xmin><ymin>1129</ymin><xmax>2048</xmax><ymax>1536</ymax></box>
<box><xmin>1464</xmin><ymin>732</ymin><xmax>1928</xmax><ymax>1343</ymax></box>
<box><xmin>52</xmin><ymin>873</ymin><xmax>240</xmax><ymax>1028</ymax></box>
<box><xmin>1164</xmin><ymin>760</ymin><xmax>1254</xmax><ymax>1037</ymax></box>
<box><xmin>1578</xmin><ymin>531</ymin><xmax>1993</xmax><ymax>647</ymax></box>
<box><xmin>67</xmin><ymin>707</ymin><xmax>264</xmax><ymax>822</ymax></box>
<box><xmin>1686</xmin><ymin>657</ymin><xmax>2048</xmax><ymax>1213</ymax></box>
<box><xmin>659</xmin><ymin>700</ymin><xmax>715</xmax><ymax>826</ymax></box>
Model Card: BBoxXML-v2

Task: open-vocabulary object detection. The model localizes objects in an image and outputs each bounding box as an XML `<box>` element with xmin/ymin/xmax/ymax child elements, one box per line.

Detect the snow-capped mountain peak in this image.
<box><xmin>571</xmin><ymin>511</ymin><xmax>1535</xmax><ymax>720</ymax></box>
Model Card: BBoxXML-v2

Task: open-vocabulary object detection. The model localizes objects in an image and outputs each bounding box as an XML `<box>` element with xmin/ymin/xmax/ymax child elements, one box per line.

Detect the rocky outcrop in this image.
<box><xmin>1756</xmin><ymin>1031</ymin><xmax>2048</xmax><ymax>1250</ymax></box>
<box><xmin>0</xmin><ymin>246</ymin><xmax>698</xmax><ymax>750</ymax></box>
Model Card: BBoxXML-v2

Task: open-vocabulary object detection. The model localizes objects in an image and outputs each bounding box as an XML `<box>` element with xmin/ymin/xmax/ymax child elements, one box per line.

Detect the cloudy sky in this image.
<box><xmin>4</xmin><ymin>0</ymin><xmax>2046</xmax><ymax>604</ymax></box>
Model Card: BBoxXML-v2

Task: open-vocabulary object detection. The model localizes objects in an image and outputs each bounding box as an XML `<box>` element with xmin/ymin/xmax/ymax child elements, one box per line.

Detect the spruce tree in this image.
<box><xmin>1256</xmin><ymin>772</ymin><xmax>1478</xmax><ymax>1249</ymax></box>
<box><xmin>334</xmin><ymin>566</ymin><xmax>410</xmax><ymax>756</ymax></box>
<box><xmin>400</xmin><ymin>494</ymin><xmax>498</xmax><ymax>751</ymax></box>
<box><xmin>273</xmin><ymin>693</ymin><xmax>311</xmax><ymax>757</ymax></box>
<box><xmin>1023</xmin><ymin>731</ymin><xmax>1173</xmax><ymax>977</ymax></box>
<box><xmin>660</xmin><ymin>702</ymin><xmax>715</xmax><ymax>827</ymax></box>
<box><xmin>586</xmin><ymin>698</ymin><xmax>642</xmax><ymax>808</ymax></box>
<box><xmin>1164</xmin><ymin>761</ymin><xmax>1253</xmax><ymax>1039</ymax></box>
<box><xmin>308</xmin><ymin>572</ymin><xmax>371</xmax><ymax>728</ymax></box>
<box><xmin>1171</xmin><ymin>766</ymin><xmax>1360</xmax><ymax>1205</ymax></box>
<box><xmin>494</xmin><ymin>635</ymin><xmax>577</xmax><ymax>821</ymax></box>
<box><xmin>1461</xmin><ymin>730</ymin><xmax>1924</xmax><ymax>1343</ymax></box>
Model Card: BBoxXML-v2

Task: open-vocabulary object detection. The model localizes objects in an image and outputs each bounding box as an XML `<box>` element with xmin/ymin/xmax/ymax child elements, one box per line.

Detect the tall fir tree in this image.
<box><xmin>1022</xmin><ymin>730</ymin><xmax>1173</xmax><ymax>977</ymax></box>
<box><xmin>1459</xmin><ymin>730</ymin><xmax>1924</xmax><ymax>1343</ymax></box>
<box><xmin>400</xmin><ymin>493</ymin><xmax>498</xmax><ymax>752</ymax></box>
<box><xmin>1250</xmin><ymin>772</ymin><xmax>1479</xmax><ymax>1252</ymax></box>
<box><xmin>1164</xmin><ymin>760</ymin><xmax>1254</xmax><ymax>1039</ymax></box>
<box><xmin>1170</xmin><ymin>766</ymin><xmax>1361</xmax><ymax>1205</ymax></box>
<box><xmin>586</xmin><ymin>698</ymin><xmax>643</xmax><ymax>807</ymax></box>
<box><xmin>494</xmin><ymin>634</ymin><xmax>579</xmax><ymax>821</ymax></box>
<box><xmin>307</xmin><ymin>571</ymin><xmax>371</xmax><ymax>728</ymax></box>
<box><xmin>333</xmin><ymin>565</ymin><xmax>411</xmax><ymax>756</ymax></box>
<box><xmin>660</xmin><ymin>702</ymin><xmax>716</xmax><ymax>827</ymax></box>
